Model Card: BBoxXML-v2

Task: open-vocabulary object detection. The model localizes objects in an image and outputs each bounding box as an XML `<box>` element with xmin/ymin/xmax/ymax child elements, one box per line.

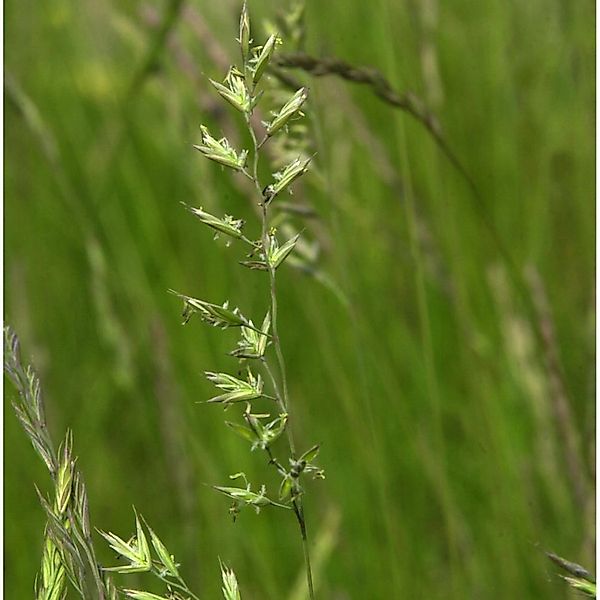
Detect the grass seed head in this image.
<box><xmin>266</xmin><ymin>87</ymin><xmax>308</xmax><ymax>136</ymax></box>
<box><xmin>194</xmin><ymin>125</ymin><xmax>248</xmax><ymax>171</ymax></box>
<box><xmin>251</xmin><ymin>33</ymin><xmax>280</xmax><ymax>86</ymax></box>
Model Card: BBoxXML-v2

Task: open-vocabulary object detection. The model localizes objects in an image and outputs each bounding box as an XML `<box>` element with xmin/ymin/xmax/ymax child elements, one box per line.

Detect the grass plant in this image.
<box><xmin>5</xmin><ymin>324</ymin><xmax>244</xmax><ymax>599</ymax></box>
<box><xmin>171</xmin><ymin>4</ymin><xmax>321</xmax><ymax>596</ymax></box>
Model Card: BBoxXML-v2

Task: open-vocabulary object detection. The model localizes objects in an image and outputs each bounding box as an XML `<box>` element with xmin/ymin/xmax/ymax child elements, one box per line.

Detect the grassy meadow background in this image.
<box><xmin>4</xmin><ymin>0</ymin><xmax>595</xmax><ymax>597</ymax></box>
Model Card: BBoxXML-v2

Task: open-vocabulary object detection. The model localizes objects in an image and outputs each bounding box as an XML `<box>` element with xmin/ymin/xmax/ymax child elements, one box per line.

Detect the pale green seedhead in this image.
<box><xmin>251</xmin><ymin>33</ymin><xmax>281</xmax><ymax>85</ymax></box>
<box><xmin>265</xmin><ymin>155</ymin><xmax>312</xmax><ymax>202</ymax></box>
<box><xmin>194</xmin><ymin>125</ymin><xmax>248</xmax><ymax>170</ymax></box>
<box><xmin>209</xmin><ymin>68</ymin><xmax>256</xmax><ymax>113</ymax></box>
<box><xmin>205</xmin><ymin>370</ymin><xmax>264</xmax><ymax>406</ymax></box>
<box><xmin>231</xmin><ymin>312</ymin><xmax>271</xmax><ymax>359</ymax></box>
<box><xmin>184</xmin><ymin>204</ymin><xmax>245</xmax><ymax>240</ymax></box>
<box><xmin>238</xmin><ymin>2</ymin><xmax>251</xmax><ymax>67</ymax></box>
<box><xmin>266</xmin><ymin>87</ymin><xmax>308</xmax><ymax>136</ymax></box>
<box><xmin>221</xmin><ymin>561</ymin><xmax>242</xmax><ymax>600</ymax></box>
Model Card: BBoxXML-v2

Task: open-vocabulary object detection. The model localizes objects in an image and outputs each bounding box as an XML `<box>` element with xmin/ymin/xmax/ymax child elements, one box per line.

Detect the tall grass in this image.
<box><xmin>5</xmin><ymin>0</ymin><xmax>594</xmax><ymax>598</ymax></box>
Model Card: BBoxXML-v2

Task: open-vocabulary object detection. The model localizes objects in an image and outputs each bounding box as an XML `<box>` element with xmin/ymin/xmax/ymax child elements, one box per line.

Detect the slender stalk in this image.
<box><xmin>261</xmin><ymin>361</ymin><xmax>315</xmax><ymax>600</ymax></box>
<box><xmin>293</xmin><ymin>499</ymin><xmax>316</xmax><ymax>600</ymax></box>
<box><xmin>261</xmin><ymin>357</ymin><xmax>289</xmax><ymax>420</ymax></box>
<box><xmin>244</xmin><ymin>112</ymin><xmax>315</xmax><ymax>600</ymax></box>
<box><xmin>265</xmin><ymin>243</ymin><xmax>294</xmax><ymax>455</ymax></box>
<box><xmin>154</xmin><ymin>571</ymin><xmax>202</xmax><ymax>600</ymax></box>
<box><xmin>67</xmin><ymin>515</ymin><xmax>106</xmax><ymax>599</ymax></box>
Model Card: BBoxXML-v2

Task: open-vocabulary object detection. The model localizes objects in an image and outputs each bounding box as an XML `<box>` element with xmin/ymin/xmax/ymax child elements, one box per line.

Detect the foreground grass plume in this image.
<box><xmin>5</xmin><ymin>325</ymin><xmax>246</xmax><ymax>599</ymax></box>
<box><xmin>4</xmin><ymin>326</ymin><xmax>117</xmax><ymax>599</ymax></box>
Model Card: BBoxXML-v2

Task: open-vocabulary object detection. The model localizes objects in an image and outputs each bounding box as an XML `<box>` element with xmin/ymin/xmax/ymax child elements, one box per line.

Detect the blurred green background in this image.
<box><xmin>4</xmin><ymin>0</ymin><xmax>595</xmax><ymax>597</ymax></box>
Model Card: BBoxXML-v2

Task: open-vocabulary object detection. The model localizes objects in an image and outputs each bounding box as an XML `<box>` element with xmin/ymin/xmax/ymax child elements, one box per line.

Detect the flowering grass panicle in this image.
<box><xmin>172</xmin><ymin>2</ymin><xmax>322</xmax><ymax>597</ymax></box>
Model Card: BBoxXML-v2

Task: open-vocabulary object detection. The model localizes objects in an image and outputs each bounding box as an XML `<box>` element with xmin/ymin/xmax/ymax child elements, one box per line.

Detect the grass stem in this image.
<box><xmin>245</xmin><ymin>109</ymin><xmax>315</xmax><ymax>600</ymax></box>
